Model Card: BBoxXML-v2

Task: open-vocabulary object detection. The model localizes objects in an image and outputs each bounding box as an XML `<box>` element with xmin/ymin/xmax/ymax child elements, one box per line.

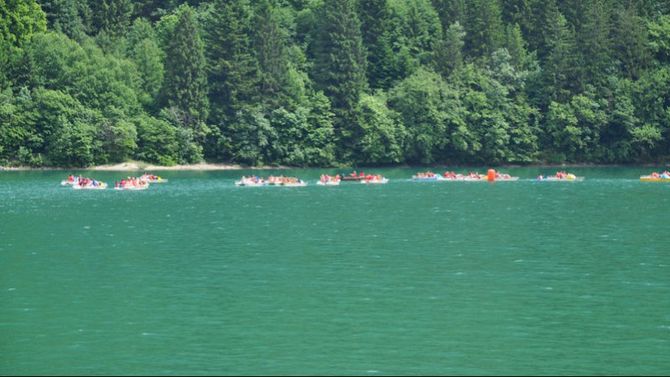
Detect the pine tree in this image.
<box><xmin>504</xmin><ymin>23</ymin><xmax>528</xmax><ymax>69</ymax></box>
<box><xmin>578</xmin><ymin>0</ymin><xmax>612</xmax><ymax>89</ymax></box>
<box><xmin>359</xmin><ymin>0</ymin><xmax>394</xmax><ymax>89</ymax></box>
<box><xmin>431</xmin><ymin>0</ymin><xmax>466</xmax><ymax>32</ymax></box>
<box><xmin>163</xmin><ymin>5</ymin><xmax>209</xmax><ymax>128</ymax></box>
<box><xmin>89</xmin><ymin>0</ymin><xmax>133</xmax><ymax>36</ymax></box>
<box><xmin>402</xmin><ymin>0</ymin><xmax>443</xmax><ymax>65</ymax></box>
<box><xmin>433</xmin><ymin>21</ymin><xmax>465</xmax><ymax>77</ymax></box>
<box><xmin>254</xmin><ymin>0</ymin><xmax>289</xmax><ymax>107</ymax></box>
<box><xmin>501</xmin><ymin>0</ymin><xmax>531</xmax><ymax>28</ymax></box>
<box><xmin>311</xmin><ymin>0</ymin><xmax>367</xmax><ymax>158</ymax></box>
<box><xmin>204</xmin><ymin>0</ymin><xmax>259</xmax><ymax>125</ymax></box>
<box><xmin>544</xmin><ymin>12</ymin><xmax>581</xmax><ymax>103</ymax></box>
<box><xmin>527</xmin><ymin>0</ymin><xmax>560</xmax><ymax>61</ymax></box>
<box><xmin>612</xmin><ymin>5</ymin><xmax>651</xmax><ymax>79</ymax></box>
<box><xmin>464</xmin><ymin>0</ymin><xmax>504</xmax><ymax>58</ymax></box>
<box><xmin>38</xmin><ymin>0</ymin><xmax>89</xmax><ymax>40</ymax></box>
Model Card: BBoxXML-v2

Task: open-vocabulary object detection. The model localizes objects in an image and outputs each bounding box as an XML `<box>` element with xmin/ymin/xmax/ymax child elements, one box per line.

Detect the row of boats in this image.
<box><xmin>235</xmin><ymin>173</ymin><xmax>390</xmax><ymax>187</ymax></box>
<box><xmin>60</xmin><ymin>174</ymin><xmax>167</xmax><ymax>190</ymax></box>
<box><xmin>59</xmin><ymin>170</ymin><xmax>670</xmax><ymax>190</ymax></box>
<box><xmin>235</xmin><ymin>170</ymin><xmax>583</xmax><ymax>187</ymax></box>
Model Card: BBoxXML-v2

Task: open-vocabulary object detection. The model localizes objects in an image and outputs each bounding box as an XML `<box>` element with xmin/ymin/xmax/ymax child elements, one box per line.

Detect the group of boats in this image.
<box><xmin>235</xmin><ymin>175</ymin><xmax>307</xmax><ymax>187</ymax></box>
<box><xmin>59</xmin><ymin>169</ymin><xmax>670</xmax><ymax>190</ymax></box>
<box><xmin>235</xmin><ymin>172</ymin><xmax>390</xmax><ymax>187</ymax></box>
<box><xmin>413</xmin><ymin>170</ymin><xmax>520</xmax><ymax>182</ymax></box>
<box><xmin>61</xmin><ymin>173</ymin><xmax>167</xmax><ymax>190</ymax></box>
<box><xmin>234</xmin><ymin>170</ymin><xmax>580</xmax><ymax>187</ymax></box>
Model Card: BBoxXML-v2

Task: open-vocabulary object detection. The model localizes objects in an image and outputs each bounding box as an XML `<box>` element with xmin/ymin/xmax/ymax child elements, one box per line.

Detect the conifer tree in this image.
<box><xmin>527</xmin><ymin>0</ymin><xmax>560</xmax><ymax>61</ymax></box>
<box><xmin>434</xmin><ymin>21</ymin><xmax>465</xmax><ymax>77</ymax></box>
<box><xmin>204</xmin><ymin>0</ymin><xmax>258</xmax><ymax>125</ymax></box>
<box><xmin>504</xmin><ymin>23</ymin><xmax>528</xmax><ymax>69</ymax></box>
<box><xmin>501</xmin><ymin>0</ymin><xmax>530</xmax><ymax>29</ymax></box>
<box><xmin>311</xmin><ymin>0</ymin><xmax>367</xmax><ymax>158</ymax></box>
<box><xmin>163</xmin><ymin>5</ymin><xmax>209</xmax><ymax>127</ymax></box>
<box><xmin>359</xmin><ymin>0</ymin><xmax>394</xmax><ymax>89</ymax></box>
<box><xmin>254</xmin><ymin>0</ymin><xmax>289</xmax><ymax>107</ymax></box>
<box><xmin>544</xmin><ymin>12</ymin><xmax>581</xmax><ymax>103</ymax></box>
<box><xmin>89</xmin><ymin>0</ymin><xmax>133</xmax><ymax>36</ymax></box>
<box><xmin>464</xmin><ymin>0</ymin><xmax>504</xmax><ymax>58</ymax></box>
<box><xmin>612</xmin><ymin>5</ymin><xmax>650</xmax><ymax>79</ymax></box>
<box><xmin>578</xmin><ymin>0</ymin><xmax>612</xmax><ymax>89</ymax></box>
<box><xmin>431</xmin><ymin>0</ymin><xmax>466</xmax><ymax>33</ymax></box>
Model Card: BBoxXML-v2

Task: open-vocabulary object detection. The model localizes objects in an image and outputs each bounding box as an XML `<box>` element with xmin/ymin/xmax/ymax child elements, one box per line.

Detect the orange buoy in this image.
<box><xmin>487</xmin><ymin>169</ymin><xmax>496</xmax><ymax>182</ymax></box>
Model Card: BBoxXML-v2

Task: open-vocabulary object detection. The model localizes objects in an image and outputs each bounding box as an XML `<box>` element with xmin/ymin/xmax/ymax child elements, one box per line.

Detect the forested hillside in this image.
<box><xmin>1</xmin><ymin>0</ymin><xmax>670</xmax><ymax>167</ymax></box>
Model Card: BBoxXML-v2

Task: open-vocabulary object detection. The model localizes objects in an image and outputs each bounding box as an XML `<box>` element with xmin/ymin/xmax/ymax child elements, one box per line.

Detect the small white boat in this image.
<box><xmin>235</xmin><ymin>180</ymin><xmax>267</xmax><ymax>187</ymax></box>
<box><xmin>361</xmin><ymin>178</ymin><xmax>389</xmax><ymax>184</ymax></box>
<box><xmin>317</xmin><ymin>180</ymin><xmax>341</xmax><ymax>186</ymax></box>
<box><xmin>114</xmin><ymin>184</ymin><xmax>149</xmax><ymax>191</ymax></box>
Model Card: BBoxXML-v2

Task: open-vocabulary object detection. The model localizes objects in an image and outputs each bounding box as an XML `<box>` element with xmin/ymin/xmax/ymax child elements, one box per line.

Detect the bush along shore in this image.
<box><xmin>2</xmin><ymin>1</ymin><xmax>670</xmax><ymax>169</ymax></box>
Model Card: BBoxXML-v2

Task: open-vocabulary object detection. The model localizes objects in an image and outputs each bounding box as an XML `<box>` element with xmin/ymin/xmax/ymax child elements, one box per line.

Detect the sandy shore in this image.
<box><xmin>90</xmin><ymin>162</ymin><xmax>248</xmax><ymax>171</ymax></box>
<box><xmin>0</xmin><ymin>161</ymin><xmax>290</xmax><ymax>171</ymax></box>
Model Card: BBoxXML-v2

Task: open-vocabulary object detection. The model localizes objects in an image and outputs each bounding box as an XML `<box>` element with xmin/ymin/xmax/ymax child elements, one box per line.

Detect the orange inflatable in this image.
<box><xmin>487</xmin><ymin>169</ymin><xmax>496</xmax><ymax>182</ymax></box>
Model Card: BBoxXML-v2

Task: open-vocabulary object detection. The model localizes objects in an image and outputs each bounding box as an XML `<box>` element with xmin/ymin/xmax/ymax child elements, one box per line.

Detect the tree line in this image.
<box><xmin>1</xmin><ymin>0</ymin><xmax>670</xmax><ymax>167</ymax></box>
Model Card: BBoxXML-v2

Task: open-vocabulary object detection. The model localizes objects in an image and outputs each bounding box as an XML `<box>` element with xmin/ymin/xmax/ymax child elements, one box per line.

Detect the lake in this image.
<box><xmin>1</xmin><ymin>167</ymin><xmax>669</xmax><ymax>375</ymax></box>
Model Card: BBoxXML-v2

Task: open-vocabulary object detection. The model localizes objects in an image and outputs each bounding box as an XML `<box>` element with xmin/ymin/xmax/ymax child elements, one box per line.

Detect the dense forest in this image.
<box><xmin>2</xmin><ymin>0</ymin><xmax>670</xmax><ymax>167</ymax></box>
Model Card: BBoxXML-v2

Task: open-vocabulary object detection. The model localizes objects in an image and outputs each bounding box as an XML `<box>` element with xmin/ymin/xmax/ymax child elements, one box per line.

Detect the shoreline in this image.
<box><xmin>0</xmin><ymin>162</ymin><xmax>290</xmax><ymax>171</ymax></box>
<box><xmin>1</xmin><ymin>161</ymin><xmax>668</xmax><ymax>171</ymax></box>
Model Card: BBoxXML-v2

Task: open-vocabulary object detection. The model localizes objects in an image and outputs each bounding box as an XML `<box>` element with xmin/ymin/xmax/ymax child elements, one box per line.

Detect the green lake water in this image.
<box><xmin>1</xmin><ymin>167</ymin><xmax>669</xmax><ymax>375</ymax></box>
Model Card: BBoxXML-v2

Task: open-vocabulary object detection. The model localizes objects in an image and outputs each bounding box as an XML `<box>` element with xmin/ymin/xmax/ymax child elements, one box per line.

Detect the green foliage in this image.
<box><xmin>0</xmin><ymin>0</ymin><xmax>47</xmax><ymax>45</ymax></box>
<box><xmin>359</xmin><ymin>0</ymin><xmax>395</xmax><ymax>89</ymax></box>
<box><xmin>89</xmin><ymin>0</ymin><xmax>133</xmax><ymax>36</ymax></box>
<box><xmin>4</xmin><ymin>0</ymin><xmax>670</xmax><ymax>167</ymax></box>
<box><xmin>542</xmin><ymin>12</ymin><xmax>581</xmax><ymax>104</ymax></box>
<box><xmin>134</xmin><ymin>114</ymin><xmax>179</xmax><ymax>165</ymax></box>
<box><xmin>226</xmin><ymin>105</ymin><xmax>277</xmax><ymax>166</ymax></box>
<box><xmin>433</xmin><ymin>21</ymin><xmax>465</xmax><ymax>77</ymax></box>
<box><xmin>203</xmin><ymin>0</ymin><xmax>258</xmax><ymax>124</ymax></box>
<box><xmin>648</xmin><ymin>15</ymin><xmax>670</xmax><ymax>63</ymax></box>
<box><xmin>463</xmin><ymin>0</ymin><xmax>504</xmax><ymax>58</ymax></box>
<box><xmin>311</xmin><ymin>0</ymin><xmax>367</xmax><ymax>158</ymax></box>
<box><xmin>545</xmin><ymin>94</ymin><xmax>608</xmax><ymax>162</ymax></box>
<box><xmin>39</xmin><ymin>0</ymin><xmax>89</xmax><ymax>40</ymax></box>
<box><xmin>356</xmin><ymin>93</ymin><xmax>405</xmax><ymax>164</ymax></box>
<box><xmin>389</xmin><ymin>68</ymin><xmax>462</xmax><ymax>164</ymax></box>
<box><xmin>612</xmin><ymin>6</ymin><xmax>650</xmax><ymax>79</ymax></box>
<box><xmin>162</xmin><ymin>5</ymin><xmax>208</xmax><ymax>127</ymax></box>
